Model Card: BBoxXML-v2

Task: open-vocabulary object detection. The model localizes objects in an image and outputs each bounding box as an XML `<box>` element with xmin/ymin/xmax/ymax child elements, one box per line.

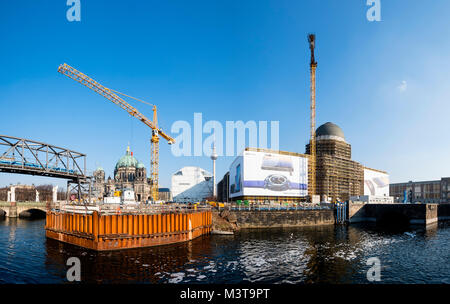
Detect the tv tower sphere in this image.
<box><xmin>210</xmin><ymin>151</ymin><xmax>218</xmax><ymax>160</ymax></box>
<box><xmin>210</xmin><ymin>144</ymin><xmax>218</xmax><ymax>198</ymax></box>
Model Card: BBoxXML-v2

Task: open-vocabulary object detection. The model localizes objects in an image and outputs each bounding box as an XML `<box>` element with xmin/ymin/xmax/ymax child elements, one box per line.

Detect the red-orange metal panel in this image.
<box><xmin>118</xmin><ymin>214</ymin><xmax>123</xmax><ymax>234</ymax></box>
<box><xmin>99</xmin><ymin>215</ymin><xmax>104</xmax><ymax>236</ymax></box>
<box><xmin>157</xmin><ymin>214</ymin><xmax>161</xmax><ymax>234</ymax></box>
<box><xmin>144</xmin><ymin>215</ymin><xmax>148</xmax><ymax>234</ymax></box>
<box><xmin>171</xmin><ymin>213</ymin><xmax>175</xmax><ymax>233</ymax></box>
<box><xmin>133</xmin><ymin>215</ymin><xmax>138</xmax><ymax>235</ymax></box>
<box><xmin>139</xmin><ymin>215</ymin><xmax>143</xmax><ymax>235</ymax></box>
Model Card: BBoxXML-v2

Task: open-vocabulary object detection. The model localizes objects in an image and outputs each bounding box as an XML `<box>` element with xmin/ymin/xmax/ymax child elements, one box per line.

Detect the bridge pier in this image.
<box><xmin>8</xmin><ymin>202</ymin><xmax>17</xmax><ymax>218</ymax></box>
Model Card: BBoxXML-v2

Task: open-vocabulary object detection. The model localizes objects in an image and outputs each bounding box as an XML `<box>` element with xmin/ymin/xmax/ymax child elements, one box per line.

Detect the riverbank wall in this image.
<box><xmin>348</xmin><ymin>202</ymin><xmax>442</xmax><ymax>225</ymax></box>
<box><xmin>228</xmin><ymin>209</ymin><xmax>334</xmax><ymax>229</ymax></box>
<box><xmin>438</xmin><ymin>203</ymin><xmax>450</xmax><ymax>221</ymax></box>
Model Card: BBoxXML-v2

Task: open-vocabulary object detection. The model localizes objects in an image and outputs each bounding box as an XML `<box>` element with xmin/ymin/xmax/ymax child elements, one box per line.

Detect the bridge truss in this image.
<box><xmin>0</xmin><ymin>135</ymin><xmax>92</xmax><ymax>202</ymax></box>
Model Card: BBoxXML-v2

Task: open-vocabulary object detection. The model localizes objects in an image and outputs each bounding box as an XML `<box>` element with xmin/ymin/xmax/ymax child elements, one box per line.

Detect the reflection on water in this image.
<box><xmin>1</xmin><ymin>217</ymin><xmax>449</xmax><ymax>284</ymax></box>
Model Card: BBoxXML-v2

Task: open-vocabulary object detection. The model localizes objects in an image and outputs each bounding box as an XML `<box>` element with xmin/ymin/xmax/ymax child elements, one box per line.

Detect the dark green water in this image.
<box><xmin>0</xmin><ymin>217</ymin><xmax>449</xmax><ymax>283</ymax></box>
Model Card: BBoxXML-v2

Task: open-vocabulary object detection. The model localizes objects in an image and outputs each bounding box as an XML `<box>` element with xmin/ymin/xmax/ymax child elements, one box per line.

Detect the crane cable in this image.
<box><xmin>110</xmin><ymin>88</ymin><xmax>160</xmax><ymax>132</ymax></box>
<box><xmin>108</xmin><ymin>88</ymin><xmax>169</xmax><ymax>138</ymax></box>
<box><xmin>110</xmin><ymin>89</ymin><xmax>154</xmax><ymax>107</ymax></box>
<box><xmin>104</xmin><ymin>89</ymin><xmax>151</xmax><ymax>152</ymax></box>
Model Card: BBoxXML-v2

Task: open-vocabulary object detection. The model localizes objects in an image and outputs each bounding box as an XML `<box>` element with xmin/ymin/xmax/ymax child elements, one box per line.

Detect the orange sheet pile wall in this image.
<box><xmin>45</xmin><ymin>210</ymin><xmax>212</xmax><ymax>251</ymax></box>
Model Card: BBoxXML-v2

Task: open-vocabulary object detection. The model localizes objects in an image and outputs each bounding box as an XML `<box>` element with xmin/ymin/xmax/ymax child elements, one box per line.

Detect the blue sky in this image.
<box><xmin>1</xmin><ymin>0</ymin><xmax>450</xmax><ymax>189</ymax></box>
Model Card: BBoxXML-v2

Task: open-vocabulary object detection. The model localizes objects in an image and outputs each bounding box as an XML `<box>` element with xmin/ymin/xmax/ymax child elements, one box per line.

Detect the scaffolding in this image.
<box><xmin>306</xmin><ymin>139</ymin><xmax>363</xmax><ymax>202</ymax></box>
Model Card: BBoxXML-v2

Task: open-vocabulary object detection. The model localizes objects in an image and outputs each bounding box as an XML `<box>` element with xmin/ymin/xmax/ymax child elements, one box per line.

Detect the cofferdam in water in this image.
<box><xmin>0</xmin><ymin>217</ymin><xmax>449</xmax><ymax>284</ymax></box>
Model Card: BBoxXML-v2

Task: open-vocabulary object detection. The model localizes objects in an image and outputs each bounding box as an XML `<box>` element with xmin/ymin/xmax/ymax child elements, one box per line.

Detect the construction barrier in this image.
<box><xmin>45</xmin><ymin>209</ymin><xmax>212</xmax><ymax>251</ymax></box>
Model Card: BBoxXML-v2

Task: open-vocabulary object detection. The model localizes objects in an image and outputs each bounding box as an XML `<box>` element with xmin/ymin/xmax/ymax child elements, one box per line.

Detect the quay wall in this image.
<box><xmin>348</xmin><ymin>202</ymin><xmax>369</xmax><ymax>223</ymax></box>
<box><xmin>348</xmin><ymin>202</ymin><xmax>438</xmax><ymax>225</ymax></box>
<box><xmin>230</xmin><ymin>209</ymin><xmax>334</xmax><ymax>229</ymax></box>
<box><xmin>438</xmin><ymin>203</ymin><xmax>450</xmax><ymax>221</ymax></box>
<box><xmin>46</xmin><ymin>210</ymin><xmax>212</xmax><ymax>251</ymax></box>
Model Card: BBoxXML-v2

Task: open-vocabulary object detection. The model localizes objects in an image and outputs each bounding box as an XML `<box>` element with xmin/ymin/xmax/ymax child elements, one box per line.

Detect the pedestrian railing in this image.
<box><xmin>224</xmin><ymin>204</ymin><xmax>333</xmax><ymax>211</ymax></box>
<box><xmin>0</xmin><ymin>201</ymin><xmax>48</xmax><ymax>207</ymax></box>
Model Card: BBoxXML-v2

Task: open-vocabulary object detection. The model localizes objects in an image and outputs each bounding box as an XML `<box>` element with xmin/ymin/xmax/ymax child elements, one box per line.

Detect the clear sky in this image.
<box><xmin>1</xmin><ymin>0</ymin><xmax>449</xmax><ymax>189</ymax></box>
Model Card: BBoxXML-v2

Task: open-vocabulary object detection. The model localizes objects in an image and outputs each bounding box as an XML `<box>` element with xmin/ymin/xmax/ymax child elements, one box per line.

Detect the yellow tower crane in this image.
<box><xmin>308</xmin><ymin>34</ymin><xmax>317</xmax><ymax>198</ymax></box>
<box><xmin>57</xmin><ymin>63</ymin><xmax>175</xmax><ymax>201</ymax></box>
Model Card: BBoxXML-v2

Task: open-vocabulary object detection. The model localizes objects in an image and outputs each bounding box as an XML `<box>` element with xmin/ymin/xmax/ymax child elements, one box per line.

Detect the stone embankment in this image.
<box><xmin>212</xmin><ymin>210</ymin><xmax>238</xmax><ymax>233</ymax></box>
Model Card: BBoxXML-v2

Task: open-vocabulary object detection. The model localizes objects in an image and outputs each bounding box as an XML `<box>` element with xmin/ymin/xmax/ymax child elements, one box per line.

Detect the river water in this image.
<box><xmin>0</xmin><ymin>217</ymin><xmax>449</xmax><ymax>284</ymax></box>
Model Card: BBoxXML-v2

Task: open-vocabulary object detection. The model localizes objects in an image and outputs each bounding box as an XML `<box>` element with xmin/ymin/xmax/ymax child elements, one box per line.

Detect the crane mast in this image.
<box><xmin>58</xmin><ymin>63</ymin><xmax>175</xmax><ymax>201</ymax></box>
<box><xmin>308</xmin><ymin>34</ymin><xmax>317</xmax><ymax>198</ymax></box>
<box><xmin>151</xmin><ymin>108</ymin><xmax>159</xmax><ymax>201</ymax></box>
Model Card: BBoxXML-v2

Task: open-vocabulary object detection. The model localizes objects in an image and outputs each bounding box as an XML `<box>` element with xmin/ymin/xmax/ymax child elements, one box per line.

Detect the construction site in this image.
<box><xmin>49</xmin><ymin>34</ymin><xmax>390</xmax><ymax>206</ymax></box>
<box><xmin>222</xmin><ymin>34</ymin><xmax>389</xmax><ymax>205</ymax></box>
<box><xmin>303</xmin><ymin>34</ymin><xmax>388</xmax><ymax>203</ymax></box>
<box><xmin>0</xmin><ymin>33</ymin><xmax>390</xmax><ymax>207</ymax></box>
<box><xmin>57</xmin><ymin>63</ymin><xmax>176</xmax><ymax>203</ymax></box>
<box><xmin>0</xmin><ymin>33</ymin><xmax>391</xmax><ymax>251</ymax></box>
<box><xmin>3</xmin><ymin>1</ymin><xmax>450</xmax><ymax>289</ymax></box>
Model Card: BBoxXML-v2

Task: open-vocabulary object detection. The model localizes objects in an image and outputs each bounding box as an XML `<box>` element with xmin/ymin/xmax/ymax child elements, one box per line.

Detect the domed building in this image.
<box><xmin>316</xmin><ymin>122</ymin><xmax>345</xmax><ymax>141</ymax></box>
<box><xmin>92</xmin><ymin>146</ymin><xmax>153</xmax><ymax>202</ymax></box>
<box><xmin>221</xmin><ymin>122</ymin><xmax>388</xmax><ymax>204</ymax></box>
<box><xmin>306</xmin><ymin>122</ymin><xmax>364</xmax><ymax>202</ymax></box>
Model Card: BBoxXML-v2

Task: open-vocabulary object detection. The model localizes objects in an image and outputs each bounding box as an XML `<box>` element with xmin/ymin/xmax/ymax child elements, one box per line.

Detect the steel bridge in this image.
<box><xmin>0</xmin><ymin>135</ymin><xmax>91</xmax><ymax>200</ymax></box>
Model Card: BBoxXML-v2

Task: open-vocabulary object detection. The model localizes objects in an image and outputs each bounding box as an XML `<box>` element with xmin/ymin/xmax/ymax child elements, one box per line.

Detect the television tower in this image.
<box><xmin>210</xmin><ymin>141</ymin><xmax>218</xmax><ymax>198</ymax></box>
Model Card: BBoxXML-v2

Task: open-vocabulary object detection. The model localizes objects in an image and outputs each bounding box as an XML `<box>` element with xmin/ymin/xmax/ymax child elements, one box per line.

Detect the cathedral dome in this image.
<box><xmin>115</xmin><ymin>146</ymin><xmax>138</xmax><ymax>170</ymax></box>
<box><xmin>316</xmin><ymin>122</ymin><xmax>345</xmax><ymax>141</ymax></box>
<box><xmin>137</xmin><ymin>162</ymin><xmax>145</xmax><ymax>169</ymax></box>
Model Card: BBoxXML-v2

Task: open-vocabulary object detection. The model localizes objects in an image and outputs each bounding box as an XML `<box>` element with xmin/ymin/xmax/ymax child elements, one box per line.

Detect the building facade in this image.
<box><xmin>171</xmin><ymin>166</ymin><xmax>213</xmax><ymax>202</ymax></box>
<box><xmin>158</xmin><ymin>188</ymin><xmax>172</xmax><ymax>202</ymax></box>
<box><xmin>306</xmin><ymin>122</ymin><xmax>365</xmax><ymax>202</ymax></box>
<box><xmin>224</xmin><ymin>122</ymin><xmax>388</xmax><ymax>204</ymax></box>
<box><xmin>92</xmin><ymin>146</ymin><xmax>153</xmax><ymax>202</ymax></box>
<box><xmin>217</xmin><ymin>172</ymin><xmax>229</xmax><ymax>203</ymax></box>
<box><xmin>228</xmin><ymin>148</ymin><xmax>310</xmax><ymax>204</ymax></box>
<box><xmin>390</xmin><ymin>177</ymin><xmax>450</xmax><ymax>204</ymax></box>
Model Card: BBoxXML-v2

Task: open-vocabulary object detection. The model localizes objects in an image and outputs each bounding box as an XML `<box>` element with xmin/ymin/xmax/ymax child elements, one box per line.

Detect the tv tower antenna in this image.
<box><xmin>210</xmin><ymin>136</ymin><xmax>218</xmax><ymax>198</ymax></box>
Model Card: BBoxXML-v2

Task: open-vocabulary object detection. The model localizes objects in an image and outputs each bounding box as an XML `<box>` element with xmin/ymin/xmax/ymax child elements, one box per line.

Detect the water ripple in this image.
<box><xmin>1</xmin><ymin>218</ymin><xmax>449</xmax><ymax>283</ymax></box>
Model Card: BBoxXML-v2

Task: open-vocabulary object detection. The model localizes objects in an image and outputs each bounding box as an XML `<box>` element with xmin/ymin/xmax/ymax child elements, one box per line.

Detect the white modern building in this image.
<box><xmin>228</xmin><ymin>148</ymin><xmax>309</xmax><ymax>203</ymax></box>
<box><xmin>171</xmin><ymin>166</ymin><xmax>213</xmax><ymax>202</ymax></box>
<box><xmin>351</xmin><ymin>167</ymin><xmax>393</xmax><ymax>203</ymax></box>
